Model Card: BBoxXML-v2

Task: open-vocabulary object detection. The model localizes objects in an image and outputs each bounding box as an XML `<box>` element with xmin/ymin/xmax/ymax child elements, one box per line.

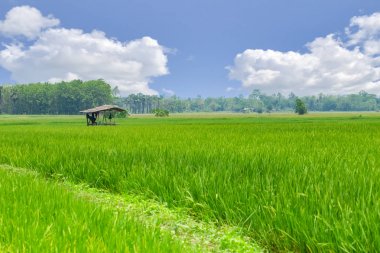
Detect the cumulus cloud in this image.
<box><xmin>0</xmin><ymin>6</ymin><xmax>168</xmax><ymax>95</ymax></box>
<box><xmin>0</xmin><ymin>6</ymin><xmax>59</xmax><ymax>39</ymax></box>
<box><xmin>228</xmin><ymin>12</ymin><xmax>380</xmax><ymax>95</ymax></box>
<box><xmin>161</xmin><ymin>88</ymin><xmax>175</xmax><ymax>96</ymax></box>
<box><xmin>346</xmin><ymin>13</ymin><xmax>380</xmax><ymax>46</ymax></box>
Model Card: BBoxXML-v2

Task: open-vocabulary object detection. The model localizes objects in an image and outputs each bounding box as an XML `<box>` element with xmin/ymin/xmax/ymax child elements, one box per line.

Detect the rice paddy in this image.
<box><xmin>0</xmin><ymin>113</ymin><xmax>379</xmax><ymax>252</ymax></box>
<box><xmin>0</xmin><ymin>166</ymin><xmax>192</xmax><ymax>253</ymax></box>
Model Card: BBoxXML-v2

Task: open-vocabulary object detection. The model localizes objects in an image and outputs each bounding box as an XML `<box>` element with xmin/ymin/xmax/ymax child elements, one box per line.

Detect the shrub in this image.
<box><xmin>295</xmin><ymin>98</ymin><xmax>307</xmax><ymax>115</ymax></box>
<box><xmin>152</xmin><ymin>109</ymin><xmax>169</xmax><ymax>117</ymax></box>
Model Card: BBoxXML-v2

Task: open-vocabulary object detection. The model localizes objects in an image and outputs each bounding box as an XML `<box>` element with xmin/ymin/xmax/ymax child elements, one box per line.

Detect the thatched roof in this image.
<box><xmin>80</xmin><ymin>105</ymin><xmax>126</xmax><ymax>113</ymax></box>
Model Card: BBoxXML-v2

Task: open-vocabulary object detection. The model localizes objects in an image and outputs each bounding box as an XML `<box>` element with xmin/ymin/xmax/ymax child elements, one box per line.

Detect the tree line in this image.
<box><xmin>1</xmin><ymin>80</ymin><xmax>379</xmax><ymax>114</ymax></box>
<box><xmin>116</xmin><ymin>89</ymin><xmax>380</xmax><ymax>114</ymax></box>
<box><xmin>0</xmin><ymin>80</ymin><xmax>112</xmax><ymax>114</ymax></box>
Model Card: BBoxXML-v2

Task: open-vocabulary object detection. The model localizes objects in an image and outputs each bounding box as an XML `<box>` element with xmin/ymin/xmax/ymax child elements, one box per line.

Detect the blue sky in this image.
<box><xmin>0</xmin><ymin>0</ymin><xmax>380</xmax><ymax>97</ymax></box>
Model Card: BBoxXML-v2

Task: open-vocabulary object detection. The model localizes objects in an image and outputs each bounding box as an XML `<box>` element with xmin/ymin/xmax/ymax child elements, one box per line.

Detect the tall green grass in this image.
<box><xmin>1</xmin><ymin>114</ymin><xmax>380</xmax><ymax>251</ymax></box>
<box><xmin>0</xmin><ymin>167</ymin><xmax>192</xmax><ymax>252</ymax></box>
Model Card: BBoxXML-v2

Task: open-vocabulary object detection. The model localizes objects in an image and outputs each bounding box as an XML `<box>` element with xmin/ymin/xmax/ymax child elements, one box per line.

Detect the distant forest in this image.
<box><xmin>1</xmin><ymin>80</ymin><xmax>380</xmax><ymax>114</ymax></box>
<box><xmin>116</xmin><ymin>89</ymin><xmax>380</xmax><ymax>114</ymax></box>
<box><xmin>0</xmin><ymin>80</ymin><xmax>112</xmax><ymax>114</ymax></box>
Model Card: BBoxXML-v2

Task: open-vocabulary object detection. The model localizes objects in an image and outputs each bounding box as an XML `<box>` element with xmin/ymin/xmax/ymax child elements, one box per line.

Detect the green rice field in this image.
<box><xmin>1</xmin><ymin>113</ymin><xmax>380</xmax><ymax>252</ymax></box>
<box><xmin>0</xmin><ymin>166</ymin><xmax>193</xmax><ymax>252</ymax></box>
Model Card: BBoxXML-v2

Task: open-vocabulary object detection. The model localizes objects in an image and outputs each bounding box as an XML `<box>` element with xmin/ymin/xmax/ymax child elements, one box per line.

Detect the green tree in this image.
<box><xmin>295</xmin><ymin>98</ymin><xmax>307</xmax><ymax>115</ymax></box>
<box><xmin>0</xmin><ymin>80</ymin><xmax>112</xmax><ymax>115</ymax></box>
<box><xmin>152</xmin><ymin>108</ymin><xmax>169</xmax><ymax>117</ymax></box>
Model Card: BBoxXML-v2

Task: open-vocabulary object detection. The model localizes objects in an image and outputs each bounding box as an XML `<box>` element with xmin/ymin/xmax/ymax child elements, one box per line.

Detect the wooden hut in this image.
<box><xmin>80</xmin><ymin>105</ymin><xmax>126</xmax><ymax>126</ymax></box>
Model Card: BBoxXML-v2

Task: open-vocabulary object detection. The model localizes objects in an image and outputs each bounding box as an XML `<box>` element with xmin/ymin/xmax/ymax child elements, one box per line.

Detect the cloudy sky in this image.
<box><xmin>0</xmin><ymin>0</ymin><xmax>380</xmax><ymax>97</ymax></box>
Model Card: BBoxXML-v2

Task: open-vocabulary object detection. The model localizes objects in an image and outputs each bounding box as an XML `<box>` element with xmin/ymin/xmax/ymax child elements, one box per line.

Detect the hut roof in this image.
<box><xmin>80</xmin><ymin>105</ymin><xmax>126</xmax><ymax>113</ymax></box>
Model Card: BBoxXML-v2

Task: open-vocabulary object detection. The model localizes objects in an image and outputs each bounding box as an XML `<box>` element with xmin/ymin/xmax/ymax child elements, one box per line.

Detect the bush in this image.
<box><xmin>295</xmin><ymin>98</ymin><xmax>307</xmax><ymax>115</ymax></box>
<box><xmin>115</xmin><ymin>110</ymin><xmax>130</xmax><ymax>118</ymax></box>
<box><xmin>152</xmin><ymin>109</ymin><xmax>169</xmax><ymax>117</ymax></box>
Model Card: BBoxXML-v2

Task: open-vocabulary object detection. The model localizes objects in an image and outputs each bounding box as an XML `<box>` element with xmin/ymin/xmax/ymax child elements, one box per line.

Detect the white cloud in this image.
<box><xmin>226</xmin><ymin>87</ymin><xmax>235</xmax><ymax>92</ymax></box>
<box><xmin>161</xmin><ymin>88</ymin><xmax>175</xmax><ymax>96</ymax></box>
<box><xmin>346</xmin><ymin>13</ymin><xmax>380</xmax><ymax>45</ymax></box>
<box><xmin>346</xmin><ymin>13</ymin><xmax>380</xmax><ymax>57</ymax></box>
<box><xmin>0</xmin><ymin>6</ymin><xmax>169</xmax><ymax>95</ymax></box>
<box><xmin>0</xmin><ymin>6</ymin><xmax>59</xmax><ymax>39</ymax></box>
<box><xmin>229</xmin><ymin>13</ymin><xmax>380</xmax><ymax>95</ymax></box>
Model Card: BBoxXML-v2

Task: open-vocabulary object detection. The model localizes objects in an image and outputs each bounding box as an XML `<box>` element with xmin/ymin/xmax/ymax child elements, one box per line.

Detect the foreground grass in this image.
<box><xmin>1</xmin><ymin>113</ymin><xmax>380</xmax><ymax>251</ymax></box>
<box><xmin>0</xmin><ymin>165</ymin><xmax>261</xmax><ymax>252</ymax></box>
<box><xmin>0</xmin><ymin>166</ymin><xmax>191</xmax><ymax>252</ymax></box>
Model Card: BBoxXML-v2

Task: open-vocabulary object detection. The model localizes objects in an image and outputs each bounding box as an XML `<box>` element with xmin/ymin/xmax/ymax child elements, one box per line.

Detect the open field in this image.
<box><xmin>1</xmin><ymin>113</ymin><xmax>380</xmax><ymax>251</ymax></box>
<box><xmin>0</xmin><ymin>166</ymin><xmax>192</xmax><ymax>253</ymax></box>
<box><xmin>0</xmin><ymin>164</ymin><xmax>259</xmax><ymax>252</ymax></box>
